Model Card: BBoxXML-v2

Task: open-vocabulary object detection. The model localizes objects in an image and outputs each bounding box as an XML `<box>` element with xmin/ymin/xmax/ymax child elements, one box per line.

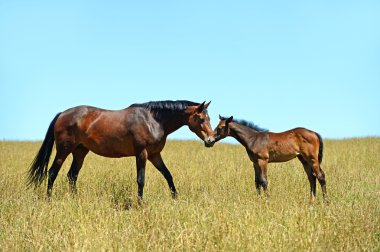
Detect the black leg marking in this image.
<box><xmin>149</xmin><ymin>153</ymin><xmax>177</xmax><ymax>199</ymax></box>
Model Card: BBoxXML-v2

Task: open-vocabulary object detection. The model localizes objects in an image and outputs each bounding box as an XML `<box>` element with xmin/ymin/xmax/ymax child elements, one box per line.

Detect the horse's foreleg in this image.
<box><xmin>257</xmin><ymin>159</ymin><xmax>269</xmax><ymax>198</ymax></box>
<box><xmin>253</xmin><ymin>163</ymin><xmax>261</xmax><ymax>195</ymax></box>
<box><xmin>135</xmin><ymin>149</ymin><xmax>148</xmax><ymax>200</ymax></box>
<box><xmin>149</xmin><ymin>153</ymin><xmax>177</xmax><ymax>199</ymax></box>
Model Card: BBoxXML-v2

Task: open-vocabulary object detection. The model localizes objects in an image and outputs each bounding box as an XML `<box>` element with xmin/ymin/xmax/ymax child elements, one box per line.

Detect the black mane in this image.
<box><xmin>129</xmin><ymin>100</ymin><xmax>201</xmax><ymax>119</ymax></box>
<box><xmin>221</xmin><ymin>116</ymin><xmax>268</xmax><ymax>132</ymax></box>
<box><xmin>129</xmin><ymin>100</ymin><xmax>199</xmax><ymax>111</ymax></box>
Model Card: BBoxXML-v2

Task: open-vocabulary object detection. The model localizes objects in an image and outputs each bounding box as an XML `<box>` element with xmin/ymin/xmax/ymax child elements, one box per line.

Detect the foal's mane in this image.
<box><xmin>129</xmin><ymin>100</ymin><xmax>202</xmax><ymax>119</ymax></box>
<box><xmin>220</xmin><ymin>116</ymin><xmax>268</xmax><ymax>132</ymax></box>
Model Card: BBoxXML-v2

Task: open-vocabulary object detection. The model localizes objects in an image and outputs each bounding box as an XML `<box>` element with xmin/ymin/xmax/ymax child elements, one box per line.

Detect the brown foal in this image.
<box><xmin>211</xmin><ymin>115</ymin><xmax>328</xmax><ymax>203</ymax></box>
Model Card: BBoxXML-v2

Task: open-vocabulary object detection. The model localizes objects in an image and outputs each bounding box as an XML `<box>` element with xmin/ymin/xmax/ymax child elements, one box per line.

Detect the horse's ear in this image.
<box><xmin>205</xmin><ymin>101</ymin><xmax>211</xmax><ymax>108</ymax></box>
<box><xmin>226</xmin><ymin>116</ymin><xmax>233</xmax><ymax>125</ymax></box>
<box><xmin>219</xmin><ymin>114</ymin><xmax>222</xmax><ymax>120</ymax></box>
<box><xmin>197</xmin><ymin>101</ymin><xmax>206</xmax><ymax>113</ymax></box>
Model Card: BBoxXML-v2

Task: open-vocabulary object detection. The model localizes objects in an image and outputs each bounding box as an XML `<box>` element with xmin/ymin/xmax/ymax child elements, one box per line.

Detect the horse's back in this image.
<box><xmin>53</xmin><ymin>106</ymin><xmax>164</xmax><ymax>157</ymax></box>
<box><xmin>268</xmin><ymin>127</ymin><xmax>316</xmax><ymax>139</ymax></box>
<box><xmin>266</xmin><ymin>127</ymin><xmax>319</xmax><ymax>162</ymax></box>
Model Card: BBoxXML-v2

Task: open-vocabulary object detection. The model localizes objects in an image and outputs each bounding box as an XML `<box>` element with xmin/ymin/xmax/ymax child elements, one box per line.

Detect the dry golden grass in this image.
<box><xmin>0</xmin><ymin>138</ymin><xmax>379</xmax><ymax>251</ymax></box>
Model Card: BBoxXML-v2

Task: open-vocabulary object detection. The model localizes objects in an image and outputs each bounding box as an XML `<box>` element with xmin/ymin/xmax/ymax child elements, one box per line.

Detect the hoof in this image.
<box><xmin>171</xmin><ymin>191</ymin><xmax>178</xmax><ymax>199</ymax></box>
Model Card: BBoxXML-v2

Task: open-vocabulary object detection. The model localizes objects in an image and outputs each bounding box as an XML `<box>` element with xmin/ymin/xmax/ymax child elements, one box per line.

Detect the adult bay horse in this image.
<box><xmin>27</xmin><ymin>100</ymin><xmax>214</xmax><ymax>199</ymax></box>
<box><xmin>210</xmin><ymin>115</ymin><xmax>328</xmax><ymax>203</ymax></box>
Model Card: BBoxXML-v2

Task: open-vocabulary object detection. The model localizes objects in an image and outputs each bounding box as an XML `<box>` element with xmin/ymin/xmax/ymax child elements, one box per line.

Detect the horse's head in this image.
<box><xmin>211</xmin><ymin>115</ymin><xmax>234</xmax><ymax>144</ymax></box>
<box><xmin>185</xmin><ymin>101</ymin><xmax>214</xmax><ymax>147</ymax></box>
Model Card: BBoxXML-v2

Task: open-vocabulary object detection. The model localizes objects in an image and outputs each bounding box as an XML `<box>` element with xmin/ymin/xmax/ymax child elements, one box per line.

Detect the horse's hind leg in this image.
<box><xmin>47</xmin><ymin>143</ymin><xmax>73</xmax><ymax>197</ymax></box>
<box><xmin>135</xmin><ymin>149</ymin><xmax>148</xmax><ymax>200</ymax></box>
<box><xmin>67</xmin><ymin>144</ymin><xmax>89</xmax><ymax>194</ymax></box>
<box><xmin>316</xmin><ymin>166</ymin><xmax>328</xmax><ymax>203</ymax></box>
<box><xmin>297</xmin><ymin>156</ymin><xmax>316</xmax><ymax>202</ymax></box>
<box><xmin>305</xmin><ymin>155</ymin><xmax>328</xmax><ymax>203</ymax></box>
<box><xmin>308</xmin><ymin>155</ymin><xmax>328</xmax><ymax>203</ymax></box>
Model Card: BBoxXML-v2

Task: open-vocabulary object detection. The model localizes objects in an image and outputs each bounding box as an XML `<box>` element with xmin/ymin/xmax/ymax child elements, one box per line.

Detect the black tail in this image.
<box><xmin>315</xmin><ymin>132</ymin><xmax>323</xmax><ymax>164</ymax></box>
<box><xmin>27</xmin><ymin>113</ymin><xmax>61</xmax><ymax>187</ymax></box>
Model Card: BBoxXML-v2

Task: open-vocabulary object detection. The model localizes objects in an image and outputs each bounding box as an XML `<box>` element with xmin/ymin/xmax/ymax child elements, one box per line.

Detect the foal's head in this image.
<box><xmin>185</xmin><ymin>101</ymin><xmax>214</xmax><ymax>147</ymax></box>
<box><xmin>211</xmin><ymin>115</ymin><xmax>234</xmax><ymax>144</ymax></box>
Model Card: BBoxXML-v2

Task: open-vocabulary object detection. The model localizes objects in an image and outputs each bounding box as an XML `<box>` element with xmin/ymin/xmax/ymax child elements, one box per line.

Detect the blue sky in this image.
<box><xmin>1</xmin><ymin>0</ymin><xmax>379</xmax><ymax>141</ymax></box>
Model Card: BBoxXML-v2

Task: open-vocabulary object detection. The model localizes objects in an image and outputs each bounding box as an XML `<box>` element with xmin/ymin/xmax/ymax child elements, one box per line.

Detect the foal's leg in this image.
<box><xmin>253</xmin><ymin>163</ymin><xmax>262</xmax><ymax>195</ymax></box>
<box><xmin>316</xmin><ymin>166</ymin><xmax>328</xmax><ymax>203</ymax></box>
<box><xmin>149</xmin><ymin>153</ymin><xmax>177</xmax><ymax>199</ymax></box>
<box><xmin>257</xmin><ymin>159</ymin><xmax>269</xmax><ymax>197</ymax></box>
<box><xmin>135</xmin><ymin>149</ymin><xmax>148</xmax><ymax>200</ymax></box>
<box><xmin>308</xmin><ymin>156</ymin><xmax>328</xmax><ymax>203</ymax></box>
<box><xmin>297</xmin><ymin>156</ymin><xmax>316</xmax><ymax>202</ymax></box>
<box><xmin>67</xmin><ymin>145</ymin><xmax>89</xmax><ymax>194</ymax></box>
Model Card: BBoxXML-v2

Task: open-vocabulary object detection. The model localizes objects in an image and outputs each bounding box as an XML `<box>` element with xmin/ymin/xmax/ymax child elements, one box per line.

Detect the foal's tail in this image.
<box><xmin>27</xmin><ymin>113</ymin><xmax>61</xmax><ymax>187</ymax></box>
<box><xmin>315</xmin><ymin>132</ymin><xmax>323</xmax><ymax>164</ymax></box>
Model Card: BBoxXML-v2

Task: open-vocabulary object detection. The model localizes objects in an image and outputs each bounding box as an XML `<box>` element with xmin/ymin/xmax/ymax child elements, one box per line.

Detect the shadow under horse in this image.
<box><xmin>27</xmin><ymin>100</ymin><xmax>214</xmax><ymax>199</ymax></box>
<box><xmin>210</xmin><ymin>115</ymin><xmax>328</xmax><ymax>203</ymax></box>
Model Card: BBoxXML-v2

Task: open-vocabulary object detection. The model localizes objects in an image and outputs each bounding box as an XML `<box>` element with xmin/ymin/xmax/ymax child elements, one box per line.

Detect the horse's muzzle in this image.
<box><xmin>204</xmin><ymin>139</ymin><xmax>215</xmax><ymax>148</ymax></box>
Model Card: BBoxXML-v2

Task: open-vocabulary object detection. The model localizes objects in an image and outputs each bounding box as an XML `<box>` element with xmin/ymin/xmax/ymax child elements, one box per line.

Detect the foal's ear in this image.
<box><xmin>226</xmin><ymin>116</ymin><xmax>233</xmax><ymax>125</ymax></box>
<box><xmin>219</xmin><ymin>114</ymin><xmax>223</xmax><ymax>120</ymax></box>
<box><xmin>197</xmin><ymin>101</ymin><xmax>206</xmax><ymax>113</ymax></box>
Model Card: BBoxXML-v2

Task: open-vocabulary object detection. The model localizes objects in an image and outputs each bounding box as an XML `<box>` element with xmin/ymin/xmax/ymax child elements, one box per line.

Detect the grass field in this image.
<box><xmin>0</xmin><ymin>138</ymin><xmax>379</xmax><ymax>251</ymax></box>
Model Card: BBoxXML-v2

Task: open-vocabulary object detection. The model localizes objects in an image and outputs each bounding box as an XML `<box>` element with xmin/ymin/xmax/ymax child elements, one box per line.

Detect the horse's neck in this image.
<box><xmin>229</xmin><ymin>123</ymin><xmax>257</xmax><ymax>148</ymax></box>
<box><xmin>159</xmin><ymin>112</ymin><xmax>188</xmax><ymax>136</ymax></box>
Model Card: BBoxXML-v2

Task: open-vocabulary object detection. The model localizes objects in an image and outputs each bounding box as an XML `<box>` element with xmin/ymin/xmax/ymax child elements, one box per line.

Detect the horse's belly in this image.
<box><xmin>268</xmin><ymin>153</ymin><xmax>297</xmax><ymax>163</ymax></box>
<box><xmin>78</xmin><ymin>114</ymin><xmax>164</xmax><ymax>158</ymax></box>
<box><xmin>89</xmin><ymin>146</ymin><xmax>135</xmax><ymax>158</ymax></box>
<box><xmin>81</xmin><ymin>136</ymin><xmax>136</xmax><ymax>158</ymax></box>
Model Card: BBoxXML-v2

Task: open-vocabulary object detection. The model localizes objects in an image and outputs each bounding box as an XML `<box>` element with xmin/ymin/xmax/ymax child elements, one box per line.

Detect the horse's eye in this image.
<box><xmin>199</xmin><ymin>118</ymin><xmax>205</xmax><ymax>123</ymax></box>
<box><xmin>216</xmin><ymin>128</ymin><xmax>222</xmax><ymax>134</ymax></box>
